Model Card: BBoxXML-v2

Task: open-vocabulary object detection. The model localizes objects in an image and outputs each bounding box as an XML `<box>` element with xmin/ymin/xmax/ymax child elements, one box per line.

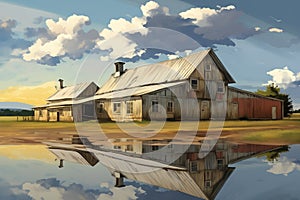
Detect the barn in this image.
<box><xmin>95</xmin><ymin>49</ymin><xmax>283</xmax><ymax>122</ymax></box>
<box><xmin>34</xmin><ymin>80</ymin><xmax>99</xmax><ymax>122</ymax></box>
<box><xmin>34</xmin><ymin>49</ymin><xmax>283</xmax><ymax>122</ymax></box>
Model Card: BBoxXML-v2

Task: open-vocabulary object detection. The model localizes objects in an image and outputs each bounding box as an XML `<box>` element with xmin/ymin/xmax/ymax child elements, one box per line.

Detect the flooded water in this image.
<box><xmin>0</xmin><ymin>138</ymin><xmax>299</xmax><ymax>200</ymax></box>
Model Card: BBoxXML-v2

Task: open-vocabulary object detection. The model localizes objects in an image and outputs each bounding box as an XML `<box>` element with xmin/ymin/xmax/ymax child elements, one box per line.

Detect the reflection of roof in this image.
<box><xmin>47</xmin><ymin>82</ymin><xmax>97</xmax><ymax>101</ymax></box>
<box><xmin>96</xmin><ymin>49</ymin><xmax>235</xmax><ymax>95</ymax></box>
<box><xmin>49</xmin><ymin>148</ymin><xmax>99</xmax><ymax>166</ymax></box>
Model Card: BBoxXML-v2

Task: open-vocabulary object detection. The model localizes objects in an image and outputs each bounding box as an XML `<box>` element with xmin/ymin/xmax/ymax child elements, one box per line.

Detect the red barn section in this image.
<box><xmin>227</xmin><ymin>87</ymin><xmax>283</xmax><ymax>120</ymax></box>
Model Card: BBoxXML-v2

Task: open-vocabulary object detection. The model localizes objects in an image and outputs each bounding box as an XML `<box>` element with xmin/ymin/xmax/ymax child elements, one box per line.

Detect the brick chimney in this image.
<box><xmin>58</xmin><ymin>79</ymin><xmax>64</xmax><ymax>89</ymax></box>
<box><xmin>114</xmin><ymin>62</ymin><xmax>125</xmax><ymax>77</ymax></box>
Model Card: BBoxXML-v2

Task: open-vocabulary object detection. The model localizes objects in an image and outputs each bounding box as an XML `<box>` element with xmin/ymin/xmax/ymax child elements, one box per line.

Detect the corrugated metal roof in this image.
<box><xmin>95</xmin><ymin>81</ymin><xmax>186</xmax><ymax>99</ymax></box>
<box><xmin>34</xmin><ymin>81</ymin><xmax>186</xmax><ymax>108</ymax></box>
<box><xmin>228</xmin><ymin>86</ymin><xmax>284</xmax><ymax>102</ymax></box>
<box><xmin>97</xmin><ymin>49</ymin><xmax>232</xmax><ymax>95</ymax></box>
<box><xmin>97</xmin><ymin>49</ymin><xmax>235</xmax><ymax>95</ymax></box>
<box><xmin>47</xmin><ymin>82</ymin><xmax>96</xmax><ymax>101</ymax></box>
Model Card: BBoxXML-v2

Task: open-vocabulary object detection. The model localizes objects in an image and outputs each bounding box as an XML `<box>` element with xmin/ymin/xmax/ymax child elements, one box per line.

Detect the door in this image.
<box><xmin>57</xmin><ymin>112</ymin><xmax>60</xmax><ymax>122</ymax></box>
<box><xmin>272</xmin><ymin>107</ymin><xmax>277</xmax><ymax>120</ymax></box>
<box><xmin>232</xmin><ymin>103</ymin><xmax>239</xmax><ymax>119</ymax></box>
<box><xmin>201</xmin><ymin>101</ymin><xmax>210</xmax><ymax>120</ymax></box>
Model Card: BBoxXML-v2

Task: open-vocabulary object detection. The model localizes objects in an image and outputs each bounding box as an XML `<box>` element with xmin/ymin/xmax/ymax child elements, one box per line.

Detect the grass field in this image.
<box><xmin>0</xmin><ymin>114</ymin><xmax>300</xmax><ymax>145</ymax></box>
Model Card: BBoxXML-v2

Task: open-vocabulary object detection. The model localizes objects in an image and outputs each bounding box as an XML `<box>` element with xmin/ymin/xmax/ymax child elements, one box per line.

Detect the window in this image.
<box><xmin>190</xmin><ymin>79</ymin><xmax>199</xmax><ymax>90</ymax></box>
<box><xmin>113</xmin><ymin>102</ymin><xmax>121</xmax><ymax>114</ymax></box>
<box><xmin>205</xmin><ymin>180</ymin><xmax>212</xmax><ymax>188</ymax></box>
<box><xmin>60</xmin><ymin>109</ymin><xmax>64</xmax><ymax>116</ymax></box>
<box><xmin>98</xmin><ymin>103</ymin><xmax>104</xmax><ymax>113</ymax></box>
<box><xmin>126</xmin><ymin>101</ymin><xmax>133</xmax><ymax>114</ymax></box>
<box><xmin>217</xmin><ymin>82</ymin><xmax>224</xmax><ymax>93</ymax></box>
<box><xmin>217</xmin><ymin>159</ymin><xmax>224</xmax><ymax>169</ymax></box>
<box><xmin>205</xmin><ymin>64</ymin><xmax>212</xmax><ymax>71</ymax></box>
<box><xmin>167</xmin><ymin>101</ymin><xmax>174</xmax><ymax>113</ymax></box>
<box><xmin>39</xmin><ymin>110</ymin><xmax>43</xmax><ymax>117</ymax></box>
<box><xmin>152</xmin><ymin>100</ymin><xmax>158</xmax><ymax>112</ymax></box>
<box><xmin>126</xmin><ymin>145</ymin><xmax>133</xmax><ymax>151</ymax></box>
<box><xmin>152</xmin><ymin>145</ymin><xmax>159</xmax><ymax>151</ymax></box>
<box><xmin>190</xmin><ymin>161</ymin><xmax>198</xmax><ymax>172</ymax></box>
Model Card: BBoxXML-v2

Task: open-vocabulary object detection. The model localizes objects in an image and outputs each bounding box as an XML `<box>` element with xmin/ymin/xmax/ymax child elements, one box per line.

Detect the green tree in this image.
<box><xmin>256</xmin><ymin>83</ymin><xmax>293</xmax><ymax>117</ymax></box>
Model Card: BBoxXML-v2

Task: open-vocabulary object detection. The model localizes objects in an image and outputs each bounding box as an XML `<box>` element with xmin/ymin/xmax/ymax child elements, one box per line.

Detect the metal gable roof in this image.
<box><xmin>47</xmin><ymin>82</ymin><xmax>97</xmax><ymax>101</ymax></box>
<box><xmin>34</xmin><ymin>81</ymin><xmax>186</xmax><ymax>108</ymax></box>
<box><xmin>96</xmin><ymin>49</ymin><xmax>235</xmax><ymax>95</ymax></box>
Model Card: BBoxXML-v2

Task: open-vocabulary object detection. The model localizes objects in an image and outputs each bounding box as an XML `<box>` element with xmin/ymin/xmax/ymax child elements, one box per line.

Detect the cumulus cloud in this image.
<box><xmin>267</xmin><ymin>156</ymin><xmax>300</xmax><ymax>176</ymax></box>
<box><xmin>22</xmin><ymin>14</ymin><xmax>101</xmax><ymax>65</ymax></box>
<box><xmin>265</xmin><ymin>66</ymin><xmax>300</xmax><ymax>89</ymax></box>
<box><xmin>21</xmin><ymin>1</ymin><xmax>261</xmax><ymax>65</ymax></box>
<box><xmin>95</xmin><ymin>1</ymin><xmax>260</xmax><ymax>62</ymax></box>
<box><xmin>98</xmin><ymin>185</ymin><xmax>145</xmax><ymax>200</ymax></box>
<box><xmin>22</xmin><ymin>178</ymin><xmax>145</xmax><ymax>200</ymax></box>
<box><xmin>269</xmin><ymin>27</ymin><xmax>284</xmax><ymax>33</ymax></box>
<box><xmin>23</xmin><ymin>178</ymin><xmax>100</xmax><ymax>200</ymax></box>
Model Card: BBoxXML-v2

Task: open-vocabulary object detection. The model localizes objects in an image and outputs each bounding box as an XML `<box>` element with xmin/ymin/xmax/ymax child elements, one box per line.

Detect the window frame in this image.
<box><xmin>190</xmin><ymin>78</ymin><xmax>199</xmax><ymax>90</ymax></box>
<box><xmin>167</xmin><ymin>101</ymin><xmax>174</xmax><ymax>113</ymax></box>
<box><xmin>151</xmin><ymin>100</ymin><xmax>159</xmax><ymax>112</ymax></box>
<box><xmin>126</xmin><ymin>101</ymin><xmax>133</xmax><ymax>115</ymax></box>
<box><xmin>39</xmin><ymin>109</ymin><xmax>43</xmax><ymax>117</ymax></box>
<box><xmin>217</xmin><ymin>82</ymin><xmax>225</xmax><ymax>93</ymax></box>
<box><xmin>205</xmin><ymin>64</ymin><xmax>212</xmax><ymax>71</ymax></box>
<box><xmin>112</xmin><ymin>102</ymin><xmax>121</xmax><ymax>114</ymax></box>
<box><xmin>190</xmin><ymin>161</ymin><xmax>198</xmax><ymax>172</ymax></box>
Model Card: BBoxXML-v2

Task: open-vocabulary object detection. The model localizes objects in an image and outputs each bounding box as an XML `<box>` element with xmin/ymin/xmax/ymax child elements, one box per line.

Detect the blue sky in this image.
<box><xmin>0</xmin><ymin>0</ymin><xmax>299</xmax><ymax>108</ymax></box>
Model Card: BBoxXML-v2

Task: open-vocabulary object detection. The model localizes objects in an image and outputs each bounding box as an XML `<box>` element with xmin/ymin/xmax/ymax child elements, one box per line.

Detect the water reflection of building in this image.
<box><xmin>48</xmin><ymin>138</ymin><xmax>282</xmax><ymax>200</ymax></box>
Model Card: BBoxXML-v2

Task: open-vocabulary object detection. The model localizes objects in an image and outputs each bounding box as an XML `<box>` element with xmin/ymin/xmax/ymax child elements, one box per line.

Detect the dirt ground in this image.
<box><xmin>0</xmin><ymin>115</ymin><xmax>300</xmax><ymax>145</ymax></box>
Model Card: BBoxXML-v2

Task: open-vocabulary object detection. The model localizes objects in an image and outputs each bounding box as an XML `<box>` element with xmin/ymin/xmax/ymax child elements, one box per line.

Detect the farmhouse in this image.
<box><xmin>34</xmin><ymin>48</ymin><xmax>283</xmax><ymax>122</ymax></box>
<box><xmin>95</xmin><ymin>49</ymin><xmax>283</xmax><ymax>122</ymax></box>
<box><xmin>34</xmin><ymin>80</ymin><xmax>98</xmax><ymax>122</ymax></box>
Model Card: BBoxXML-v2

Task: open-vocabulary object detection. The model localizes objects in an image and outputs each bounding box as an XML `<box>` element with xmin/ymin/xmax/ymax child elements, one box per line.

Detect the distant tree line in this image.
<box><xmin>293</xmin><ymin>109</ymin><xmax>300</xmax><ymax>113</ymax></box>
<box><xmin>0</xmin><ymin>109</ymin><xmax>34</xmax><ymax>116</ymax></box>
<box><xmin>256</xmin><ymin>84</ymin><xmax>293</xmax><ymax>117</ymax></box>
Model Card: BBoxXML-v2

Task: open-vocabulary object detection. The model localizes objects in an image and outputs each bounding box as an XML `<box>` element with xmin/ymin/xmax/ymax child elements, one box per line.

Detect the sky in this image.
<box><xmin>0</xmin><ymin>0</ymin><xmax>299</xmax><ymax>108</ymax></box>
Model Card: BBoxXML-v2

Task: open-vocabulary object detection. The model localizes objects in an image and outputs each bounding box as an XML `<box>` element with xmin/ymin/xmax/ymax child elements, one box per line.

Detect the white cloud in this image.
<box><xmin>23</xmin><ymin>183</ymin><xmax>65</xmax><ymax>200</ymax></box>
<box><xmin>265</xmin><ymin>66</ymin><xmax>300</xmax><ymax>89</ymax></box>
<box><xmin>267</xmin><ymin>156</ymin><xmax>300</xmax><ymax>176</ymax></box>
<box><xmin>269</xmin><ymin>27</ymin><xmax>284</xmax><ymax>33</ymax></box>
<box><xmin>22</xmin><ymin>14</ymin><xmax>100</xmax><ymax>65</ymax></box>
<box><xmin>21</xmin><ymin>1</ymin><xmax>261</xmax><ymax>65</ymax></box>
<box><xmin>98</xmin><ymin>185</ymin><xmax>145</xmax><ymax>200</ymax></box>
<box><xmin>140</xmin><ymin>0</ymin><xmax>169</xmax><ymax>17</ymax></box>
<box><xmin>167</xmin><ymin>54</ymin><xmax>180</xmax><ymax>60</ymax></box>
<box><xmin>179</xmin><ymin>7</ymin><xmax>217</xmax><ymax>26</ymax></box>
<box><xmin>255</xmin><ymin>27</ymin><xmax>261</xmax><ymax>31</ymax></box>
<box><xmin>219</xmin><ymin>5</ymin><xmax>236</xmax><ymax>11</ymax></box>
<box><xmin>179</xmin><ymin>5</ymin><xmax>236</xmax><ymax>27</ymax></box>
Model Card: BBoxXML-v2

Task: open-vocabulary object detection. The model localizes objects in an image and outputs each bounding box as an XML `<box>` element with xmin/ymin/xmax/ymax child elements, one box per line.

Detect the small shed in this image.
<box><xmin>34</xmin><ymin>81</ymin><xmax>99</xmax><ymax>122</ymax></box>
<box><xmin>227</xmin><ymin>87</ymin><xmax>283</xmax><ymax>120</ymax></box>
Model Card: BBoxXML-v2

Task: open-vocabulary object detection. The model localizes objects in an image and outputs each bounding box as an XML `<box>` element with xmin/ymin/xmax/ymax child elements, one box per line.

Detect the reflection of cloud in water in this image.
<box><xmin>22</xmin><ymin>178</ymin><xmax>145</xmax><ymax>200</ymax></box>
<box><xmin>98</xmin><ymin>185</ymin><xmax>145</xmax><ymax>200</ymax></box>
<box><xmin>267</xmin><ymin>157</ymin><xmax>300</xmax><ymax>176</ymax></box>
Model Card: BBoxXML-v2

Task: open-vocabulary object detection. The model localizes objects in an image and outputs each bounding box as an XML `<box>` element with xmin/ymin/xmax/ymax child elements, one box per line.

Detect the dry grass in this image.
<box><xmin>0</xmin><ymin>114</ymin><xmax>299</xmax><ymax>145</ymax></box>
